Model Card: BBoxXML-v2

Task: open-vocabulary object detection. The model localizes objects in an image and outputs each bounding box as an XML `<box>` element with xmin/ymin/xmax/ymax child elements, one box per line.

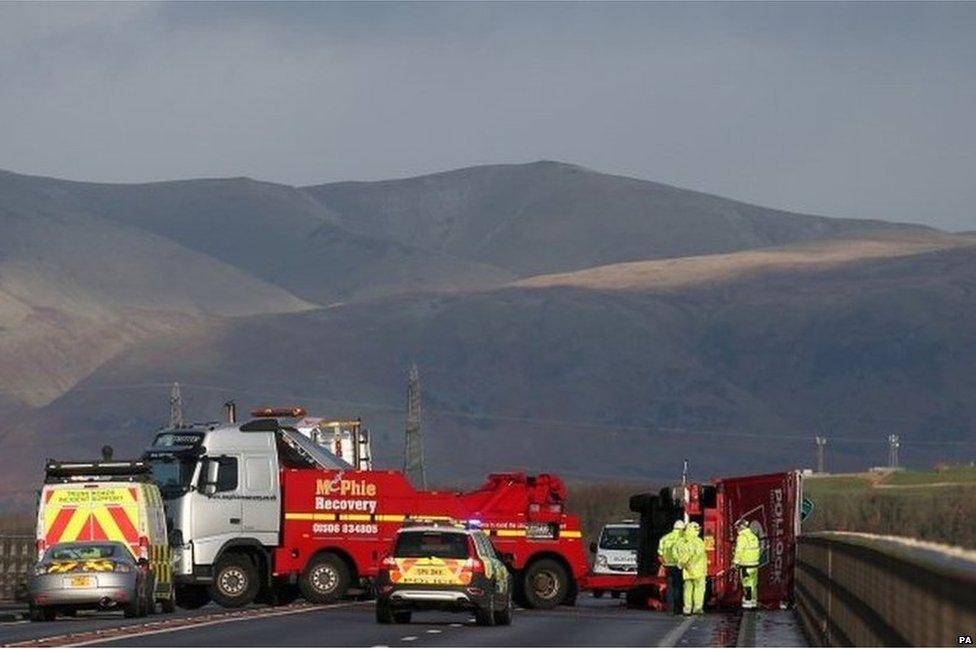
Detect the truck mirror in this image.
<box><xmin>589</xmin><ymin>542</ymin><xmax>598</xmax><ymax>554</ymax></box>
<box><xmin>200</xmin><ymin>459</ymin><xmax>219</xmax><ymax>496</ymax></box>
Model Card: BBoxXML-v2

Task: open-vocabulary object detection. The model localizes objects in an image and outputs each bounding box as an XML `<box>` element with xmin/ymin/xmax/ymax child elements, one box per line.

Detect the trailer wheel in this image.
<box><xmin>175</xmin><ymin>585</ymin><xmax>210</xmax><ymax>610</ymax></box>
<box><xmin>210</xmin><ymin>552</ymin><xmax>260</xmax><ymax>608</ymax></box>
<box><xmin>521</xmin><ymin>558</ymin><xmax>570</xmax><ymax>610</ymax></box>
<box><xmin>300</xmin><ymin>552</ymin><xmax>350</xmax><ymax>603</ymax></box>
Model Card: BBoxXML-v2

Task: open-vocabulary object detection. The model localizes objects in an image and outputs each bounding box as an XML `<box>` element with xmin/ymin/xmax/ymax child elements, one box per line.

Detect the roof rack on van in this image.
<box><xmin>44</xmin><ymin>459</ymin><xmax>153</xmax><ymax>484</ymax></box>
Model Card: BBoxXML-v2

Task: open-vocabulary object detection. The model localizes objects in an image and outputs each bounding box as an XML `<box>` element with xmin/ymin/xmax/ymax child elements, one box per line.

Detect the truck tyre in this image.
<box><xmin>210</xmin><ymin>552</ymin><xmax>260</xmax><ymax>608</ymax></box>
<box><xmin>522</xmin><ymin>559</ymin><xmax>570</xmax><ymax>610</ymax></box>
<box><xmin>299</xmin><ymin>553</ymin><xmax>350</xmax><ymax>603</ymax></box>
<box><xmin>375</xmin><ymin>600</ymin><xmax>394</xmax><ymax>624</ymax></box>
<box><xmin>175</xmin><ymin>584</ymin><xmax>210</xmax><ymax>610</ymax></box>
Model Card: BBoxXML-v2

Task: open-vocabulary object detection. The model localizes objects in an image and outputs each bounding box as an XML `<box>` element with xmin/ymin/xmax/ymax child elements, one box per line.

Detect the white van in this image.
<box><xmin>37</xmin><ymin>459</ymin><xmax>175</xmax><ymax>613</ymax></box>
<box><xmin>590</xmin><ymin>521</ymin><xmax>639</xmax><ymax>598</ymax></box>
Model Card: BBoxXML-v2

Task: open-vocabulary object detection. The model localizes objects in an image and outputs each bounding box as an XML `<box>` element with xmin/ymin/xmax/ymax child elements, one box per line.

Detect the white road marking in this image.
<box><xmin>449</xmin><ymin>623</ymin><xmax>463</xmax><ymax>627</ymax></box>
<box><xmin>657</xmin><ymin>616</ymin><xmax>694</xmax><ymax>647</ymax></box>
<box><xmin>425</xmin><ymin>629</ymin><xmax>442</xmax><ymax>634</ymax></box>
<box><xmin>35</xmin><ymin>603</ymin><xmax>361</xmax><ymax>648</ymax></box>
<box><xmin>0</xmin><ymin>620</ymin><xmax>29</xmax><ymax>626</ymax></box>
<box><xmin>400</xmin><ymin>636</ymin><xmax>418</xmax><ymax>642</ymax></box>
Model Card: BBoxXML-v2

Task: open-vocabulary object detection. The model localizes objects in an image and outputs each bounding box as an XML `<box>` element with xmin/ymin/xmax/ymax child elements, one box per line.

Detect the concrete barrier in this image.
<box><xmin>796</xmin><ymin>531</ymin><xmax>976</xmax><ymax>646</ymax></box>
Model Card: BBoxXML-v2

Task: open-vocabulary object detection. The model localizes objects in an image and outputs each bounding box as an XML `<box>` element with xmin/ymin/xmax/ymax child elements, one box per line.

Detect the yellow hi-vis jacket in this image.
<box><xmin>675</xmin><ymin>528</ymin><xmax>708</xmax><ymax>580</ymax></box>
<box><xmin>657</xmin><ymin>529</ymin><xmax>683</xmax><ymax>567</ymax></box>
<box><xmin>733</xmin><ymin>527</ymin><xmax>761</xmax><ymax>567</ymax></box>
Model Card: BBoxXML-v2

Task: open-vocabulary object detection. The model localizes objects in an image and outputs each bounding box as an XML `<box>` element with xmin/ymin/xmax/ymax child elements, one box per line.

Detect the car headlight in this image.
<box><xmin>114</xmin><ymin>562</ymin><xmax>133</xmax><ymax>573</ymax></box>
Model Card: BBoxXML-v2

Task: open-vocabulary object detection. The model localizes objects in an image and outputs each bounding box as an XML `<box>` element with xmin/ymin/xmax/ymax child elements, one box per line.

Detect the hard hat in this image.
<box><xmin>673</xmin><ymin>520</ymin><xmax>686</xmax><ymax>530</ymax></box>
<box><xmin>737</xmin><ymin>519</ymin><xmax>750</xmax><ymax>529</ymax></box>
<box><xmin>687</xmin><ymin>521</ymin><xmax>700</xmax><ymax>530</ymax></box>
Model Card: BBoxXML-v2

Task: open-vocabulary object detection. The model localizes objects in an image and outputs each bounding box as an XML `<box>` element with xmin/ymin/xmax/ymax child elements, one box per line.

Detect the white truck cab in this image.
<box><xmin>143</xmin><ymin>418</ymin><xmax>349</xmax><ymax>609</ymax></box>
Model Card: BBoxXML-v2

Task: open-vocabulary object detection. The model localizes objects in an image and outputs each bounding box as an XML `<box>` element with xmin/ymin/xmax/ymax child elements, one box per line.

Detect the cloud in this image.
<box><xmin>0</xmin><ymin>2</ymin><xmax>973</xmax><ymax>230</ymax></box>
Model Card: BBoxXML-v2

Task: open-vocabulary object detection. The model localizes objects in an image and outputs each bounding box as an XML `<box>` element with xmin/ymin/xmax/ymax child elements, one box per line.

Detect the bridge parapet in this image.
<box><xmin>796</xmin><ymin>531</ymin><xmax>976</xmax><ymax>646</ymax></box>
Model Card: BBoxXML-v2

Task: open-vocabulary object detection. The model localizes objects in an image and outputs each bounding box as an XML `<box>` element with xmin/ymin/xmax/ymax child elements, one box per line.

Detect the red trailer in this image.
<box><xmin>615</xmin><ymin>470</ymin><xmax>803</xmax><ymax>609</ymax></box>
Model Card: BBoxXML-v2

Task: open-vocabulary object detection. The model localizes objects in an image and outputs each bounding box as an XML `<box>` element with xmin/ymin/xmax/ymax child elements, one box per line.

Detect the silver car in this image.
<box><xmin>27</xmin><ymin>541</ymin><xmax>151</xmax><ymax>621</ymax></box>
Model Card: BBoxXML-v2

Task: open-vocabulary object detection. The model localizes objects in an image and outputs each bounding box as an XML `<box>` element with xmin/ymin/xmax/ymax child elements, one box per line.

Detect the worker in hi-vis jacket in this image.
<box><xmin>675</xmin><ymin>521</ymin><xmax>707</xmax><ymax>615</ymax></box>
<box><xmin>657</xmin><ymin>520</ymin><xmax>685</xmax><ymax>615</ymax></box>
<box><xmin>732</xmin><ymin>520</ymin><xmax>761</xmax><ymax>609</ymax></box>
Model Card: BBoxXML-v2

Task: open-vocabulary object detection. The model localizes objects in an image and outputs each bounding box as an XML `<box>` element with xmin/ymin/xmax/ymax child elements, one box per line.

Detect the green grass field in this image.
<box><xmin>802</xmin><ymin>465</ymin><xmax>976</xmax><ymax>548</ymax></box>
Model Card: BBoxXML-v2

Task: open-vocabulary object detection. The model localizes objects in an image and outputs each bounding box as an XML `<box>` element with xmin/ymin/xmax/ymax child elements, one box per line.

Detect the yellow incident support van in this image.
<box><xmin>36</xmin><ymin>459</ymin><xmax>175</xmax><ymax>613</ymax></box>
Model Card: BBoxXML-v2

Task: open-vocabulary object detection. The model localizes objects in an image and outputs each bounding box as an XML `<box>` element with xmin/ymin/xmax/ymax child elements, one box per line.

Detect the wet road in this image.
<box><xmin>0</xmin><ymin>597</ymin><xmax>805</xmax><ymax>647</ymax></box>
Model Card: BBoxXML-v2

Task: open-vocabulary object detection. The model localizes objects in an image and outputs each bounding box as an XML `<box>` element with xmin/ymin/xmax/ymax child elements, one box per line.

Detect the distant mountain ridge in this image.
<box><xmin>305</xmin><ymin>161</ymin><xmax>936</xmax><ymax>275</ymax></box>
<box><xmin>0</xmin><ymin>162</ymin><xmax>971</xmax><ymax>504</ymax></box>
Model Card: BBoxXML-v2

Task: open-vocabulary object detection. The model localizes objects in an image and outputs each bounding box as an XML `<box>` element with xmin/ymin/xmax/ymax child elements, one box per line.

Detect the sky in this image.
<box><xmin>0</xmin><ymin>2</ymin><xmax>974</xmax><ymax>231</ymax></box>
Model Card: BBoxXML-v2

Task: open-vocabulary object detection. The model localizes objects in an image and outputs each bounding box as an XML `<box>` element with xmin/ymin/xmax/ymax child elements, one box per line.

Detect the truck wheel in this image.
<box><xmin>300</xmin><ymin>553</ymin><xmax>350</xmax><ymax>603</ymax></box>
<box><xmin>210</xmin><ymin>553</ymin><xmax>260</xmax><ymax>608</ymax></box>
<box><xmin>522</xmin><ymin>559</ymin><xmax>569</xmax><ymax>610</ymax></box>
<box><xmin>175</xmin><ymin>585</ymin><xmax>210</xmax><ymax>609</ymax></box>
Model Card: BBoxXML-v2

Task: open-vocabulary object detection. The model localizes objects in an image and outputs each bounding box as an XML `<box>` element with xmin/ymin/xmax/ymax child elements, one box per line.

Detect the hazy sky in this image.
<box><xmin>1</xmin><ymin>2</ymin><xmax>974</xmax><ymax>231</ymax></box>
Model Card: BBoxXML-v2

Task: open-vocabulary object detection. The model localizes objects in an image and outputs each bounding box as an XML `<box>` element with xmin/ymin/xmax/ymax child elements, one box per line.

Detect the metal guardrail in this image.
<box><xmin>0</xmin><ymin>535</ymin><xmax>33</xmax><ymax>602</ymax></box>
<box><xmin>796</xmin><ymin>531</ymin><xmax>976</xmax><ymax>647</ymax></box>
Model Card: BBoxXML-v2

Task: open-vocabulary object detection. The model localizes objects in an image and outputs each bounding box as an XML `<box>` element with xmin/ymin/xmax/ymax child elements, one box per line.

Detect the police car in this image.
<box><xmin>374</xmin><ymin>522</ymin><xmax>514</xmax><ymax>626</ymax></box>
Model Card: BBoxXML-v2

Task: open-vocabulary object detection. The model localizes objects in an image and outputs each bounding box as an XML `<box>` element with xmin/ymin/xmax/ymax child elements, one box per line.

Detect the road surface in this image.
<box><xmin>0</xmin><ymin>597</ymin><xmax>805</xmax><ymax>647</ymax></box>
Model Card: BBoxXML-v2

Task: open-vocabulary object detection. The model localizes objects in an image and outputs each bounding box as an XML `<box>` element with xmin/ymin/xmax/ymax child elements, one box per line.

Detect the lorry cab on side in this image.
<box><xmin>35</xmin><ymin>459</ymin><xmax>175</xmax><ymax>614</ymax></box>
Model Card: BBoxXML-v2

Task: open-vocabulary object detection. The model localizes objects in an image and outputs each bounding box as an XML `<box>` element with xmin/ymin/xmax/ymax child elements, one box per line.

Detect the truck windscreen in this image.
<box><xmin>146</xmin><ymin>454</ymin><xmax>196</xmax><ymax>495</ymax></box>
<box><xmin>599</xmin><ymin>526</ymin><xmax>640</xmax><ymax>550</ymax></box>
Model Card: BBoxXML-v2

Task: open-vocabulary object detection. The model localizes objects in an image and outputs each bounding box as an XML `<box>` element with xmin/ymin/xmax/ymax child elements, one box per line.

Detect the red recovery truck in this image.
<box><xmin>588</xmin><ymin>470</ymin><xmax>803</xmax><ymax>610</ymax></box>
<box><xmin>147</xmin><ymin>413</ymin><xmax>589</xmax><ymax>610</ymax></box>
<box><xmin>273</xmin><ymin>469</ymin><xmax>589</xmax><ymax>609</ymax></box>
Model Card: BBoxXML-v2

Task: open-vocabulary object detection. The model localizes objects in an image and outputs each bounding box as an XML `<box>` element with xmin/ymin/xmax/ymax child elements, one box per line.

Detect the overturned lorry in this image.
<box><xmin>588</xmin><ymin>471</ymin><xmax>803</xmax><ymax>610</ymax></box>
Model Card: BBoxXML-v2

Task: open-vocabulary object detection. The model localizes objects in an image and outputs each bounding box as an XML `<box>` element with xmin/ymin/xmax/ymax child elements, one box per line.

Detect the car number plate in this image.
<box><xmin>67</xmin><ymin>576</ymin><xmax>94</xmax><ymax>588</ymax></box>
